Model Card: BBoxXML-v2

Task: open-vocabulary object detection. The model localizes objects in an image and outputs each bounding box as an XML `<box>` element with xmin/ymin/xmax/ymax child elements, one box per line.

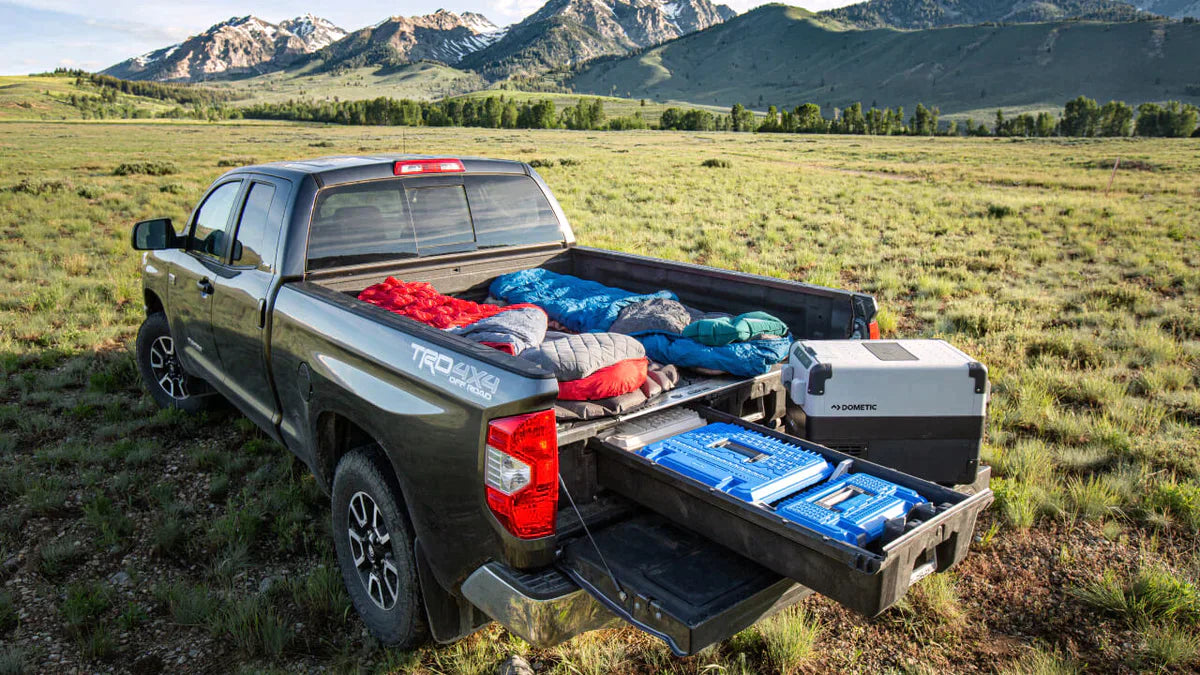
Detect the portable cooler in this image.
<box><xmin>784</xmin><ymin>339</ymin><xmax>988</xmax><ymax>485</ymax></box>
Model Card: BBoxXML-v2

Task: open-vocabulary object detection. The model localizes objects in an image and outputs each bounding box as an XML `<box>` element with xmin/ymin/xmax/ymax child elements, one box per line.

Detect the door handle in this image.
<box><xmin>196</xmin><ymin>278</ymin><xmax>213</xmax><ymax>294</ymax></box>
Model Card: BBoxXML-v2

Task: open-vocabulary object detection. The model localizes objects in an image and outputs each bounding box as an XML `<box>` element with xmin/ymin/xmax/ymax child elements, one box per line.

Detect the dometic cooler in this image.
<box><xmin>784</xmin><ymin>339</ymin><xmax>988</xmax><ymax>485</ymax></box>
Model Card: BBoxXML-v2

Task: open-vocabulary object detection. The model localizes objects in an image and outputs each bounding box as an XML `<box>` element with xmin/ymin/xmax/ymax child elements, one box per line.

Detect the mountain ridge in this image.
<box><xmin>102</xmin><ymin>15</ymin><xmax>347</xmax><ymax>81</ymax></box>
<box><xmin>101</xmin><ymin>0</ymin><xmax>735</xmax><ymax>83</ymax></box>
<box><xmin>301</xmin><ymin>9</ymin><xmax>504</xmax><ymax>73</ymax></box>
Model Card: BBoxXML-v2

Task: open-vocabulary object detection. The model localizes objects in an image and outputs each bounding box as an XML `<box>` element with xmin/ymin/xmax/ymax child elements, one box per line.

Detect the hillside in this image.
<box><xmin>822</xmin><ymin>0</ymin><xmax>1154</xmax><ymax>29</ymax></box>
<box><xmin>0</xmin><ymin>75</ymin><xmax>180</xmax><ymax>121</ymax></box>
<box><xmin>208</xmin><ymin>61</ymin><xmax>486</xmax><ymax>103</ymax></box>
<box><xmin>459</xmin><ymin>0</ymin><xmax>736</xmax><ymax>79</ymax></box>
<box><xmin>569</xmin><ymin>4</ymin><xmax>1200</xmax><ymax>115</ymax></box>
<box><xmin>101</xmin><ymin>15</ymin><xmax>346</xmax><ymax>82</ymax></box>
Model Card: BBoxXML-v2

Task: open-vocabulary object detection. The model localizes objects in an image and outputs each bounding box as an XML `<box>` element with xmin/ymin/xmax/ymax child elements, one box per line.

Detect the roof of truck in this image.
<box><xmin>223</xmin><ymin>154</ymin><xmax>529</xmax><ymax>185</ymax></box>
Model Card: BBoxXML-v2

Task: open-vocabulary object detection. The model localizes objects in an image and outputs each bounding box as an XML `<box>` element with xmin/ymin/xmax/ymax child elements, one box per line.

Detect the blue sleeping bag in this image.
<box><xmin>639</xmin><ymin>334</ymin><xmax>792</xmax><ymax>377</ymax></box>
<box><xmin>489</xmin><ymin>268</ymin><xmax>676</xmax><ymax>333</ymax></box>
<box><xmin>490</xmin><ymin>269</ymin><xmax>791</xmax><ymax>377</ymax></box>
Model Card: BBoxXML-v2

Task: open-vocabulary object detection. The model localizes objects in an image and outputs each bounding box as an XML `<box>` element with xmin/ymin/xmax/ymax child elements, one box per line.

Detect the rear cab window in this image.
<box><xmin>307</xmin><ymin>174</ymin><xmax>563</xmax><ymax>270</ymax></box>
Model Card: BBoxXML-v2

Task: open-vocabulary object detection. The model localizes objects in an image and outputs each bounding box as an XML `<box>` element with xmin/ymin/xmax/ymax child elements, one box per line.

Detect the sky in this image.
<box><xmin>0</xmin><ymin>0</ymin><xmax>858</xmax><ymax>75</ymax></box>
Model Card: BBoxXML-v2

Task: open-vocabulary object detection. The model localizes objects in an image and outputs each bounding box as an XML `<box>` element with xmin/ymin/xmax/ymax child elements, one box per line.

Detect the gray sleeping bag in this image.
<box><xmin>519</xmin><ymin>332</ymin><xmax>646</xmax><ymax>381</ymax></box>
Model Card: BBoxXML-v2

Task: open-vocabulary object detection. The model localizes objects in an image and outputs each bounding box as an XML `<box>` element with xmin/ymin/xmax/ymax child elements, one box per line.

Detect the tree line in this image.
<box><xmin>237</xmin><ymin>93</ymin><xmax>1198</xmax><ymax>138</ymax></box>
<box><xmin>240</xmin><ymin>95</ymin><xmax>651</xmax><ymax>131</ymax></box>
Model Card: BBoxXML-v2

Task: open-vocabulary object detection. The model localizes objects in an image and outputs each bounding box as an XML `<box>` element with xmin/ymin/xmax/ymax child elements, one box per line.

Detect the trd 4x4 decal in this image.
<box><xmin>411</xmin><ymin>344</ymin><xmax>500</xmax><ymax>401</ymax></box>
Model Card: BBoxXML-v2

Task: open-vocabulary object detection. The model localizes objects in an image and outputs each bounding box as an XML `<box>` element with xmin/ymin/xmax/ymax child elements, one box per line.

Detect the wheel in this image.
<box><xmin>332</xmin><ymin>449</ymin><xmax>427</xmax><ymax>648</ymax></box>
<box><xmin>135</xmin><ymin>313</ymin><xmax>214</xmax><ymax>413</ymax></box>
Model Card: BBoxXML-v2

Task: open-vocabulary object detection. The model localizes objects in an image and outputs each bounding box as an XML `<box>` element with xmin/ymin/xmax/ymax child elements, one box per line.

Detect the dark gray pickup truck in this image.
<box><xmin>130</xmin><ymin>155</ymin><xmax>991</xmax><ymax>655</ymax></box>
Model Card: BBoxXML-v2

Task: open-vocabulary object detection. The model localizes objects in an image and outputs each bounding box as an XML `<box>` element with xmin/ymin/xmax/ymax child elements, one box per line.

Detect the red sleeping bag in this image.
<box><xmin>358</xmin><ymin>277</ymin><xmax>534</xmax><ymax>330</ymax></box>
<box><xmin>557</xmin><ymin>358</ymin><xmax>648</xmax><ymax>401</ymax></box>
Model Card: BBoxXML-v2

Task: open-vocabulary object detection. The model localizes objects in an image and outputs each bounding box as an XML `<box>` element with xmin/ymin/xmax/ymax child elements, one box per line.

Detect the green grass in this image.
<box><xmin>998</xmin><ymin>646</ymin><xmax>1082</xmax><ymax>675</ymax></box>
<box><xmin>1072</xmin><ymin>566</ymin><xmax>1199</xmax><ymax>626</ymax></box>
<box><xmin>759</xmin><ymin>605</ymin><xmax>821</xmax><ymax>673</ymax></box>
<box><xmin>0</xmin><ymin>120</ymin><xmax>1196</xmax><ymax>670</ymax></box>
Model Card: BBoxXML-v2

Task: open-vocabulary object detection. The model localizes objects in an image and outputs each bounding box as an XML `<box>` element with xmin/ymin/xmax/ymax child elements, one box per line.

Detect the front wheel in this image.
<box><xmin>135</xmin><ymin>313</ymin><xmax>214</xmax><ymax>413</ymax></box>
<box><xmin>332</xmin><ymin>449</ymin><xmax>427</xmax><ymax>648</ymax></box>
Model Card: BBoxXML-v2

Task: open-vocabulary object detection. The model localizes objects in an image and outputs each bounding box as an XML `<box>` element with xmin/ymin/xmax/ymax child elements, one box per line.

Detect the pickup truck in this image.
<box><xmin>130</xmin><ymin>155</ymin><xmax>991</xmax><ymax>655</ymax></box>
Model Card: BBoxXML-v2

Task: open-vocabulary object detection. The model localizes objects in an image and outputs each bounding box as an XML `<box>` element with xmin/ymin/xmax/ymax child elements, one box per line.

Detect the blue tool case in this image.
<box><xmin>774</xmin><ymin>473</ymin><xmax>928</xmax><ymax>547</ymax></box>
<box><xmin>637</xmin><ymin>423</ymin><xmax>833</xmax><ymax>503</ymax></box>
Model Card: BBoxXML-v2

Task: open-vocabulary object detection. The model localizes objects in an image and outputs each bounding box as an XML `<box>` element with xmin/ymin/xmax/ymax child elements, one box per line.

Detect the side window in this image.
<box><xmin>191</xmin><ymin>181</ymin><xmax>242</xmax><ymax>261</ymax></box>
<box><xmin>309</xmin><ymin>182</ymin><xmax>415</xmax><ymax>266</ymax></box>
<box><xmin>231</xmin><ymin>182</ymin><xmax>276</xmax><ymax>268</ymax></box>
<box><xmin>406</xmin><ymin>185</ymin><xmax>474</xmax><ymax>253</ymax></box>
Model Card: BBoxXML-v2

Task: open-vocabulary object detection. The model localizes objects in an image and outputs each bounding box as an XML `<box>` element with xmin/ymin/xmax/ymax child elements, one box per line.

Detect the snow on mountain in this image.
<box><xmin>102</xmin><ymin>14</ymin><xmax>346</xmax><ymax>81</ymax></box>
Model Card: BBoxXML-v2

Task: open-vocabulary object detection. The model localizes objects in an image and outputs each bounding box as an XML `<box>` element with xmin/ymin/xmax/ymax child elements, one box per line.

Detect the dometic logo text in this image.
<box><xmin>411</xmin><ymin>345</ymin><xmax>500</xmax><ymax>401</ymax></box>
<box><xmin>831</xmin><ymin>403</ymin><xmax>878</xmax><ymax>411</ymax></box>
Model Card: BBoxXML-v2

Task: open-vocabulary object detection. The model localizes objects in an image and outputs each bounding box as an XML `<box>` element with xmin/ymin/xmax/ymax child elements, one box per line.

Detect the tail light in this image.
<box><xmin>868</xmin><ymin>321</ymin><xmax>880</xmax><ymax>340</ymax></box>
<box><xmin>394</xmin><ymin>158</ymin><xmax>465</xmax><ymax>175</ymax></box>
<box><xmin>484</xmin><ymin>410</ymin><xmax>558</xmax><ymax>539</ymax></box>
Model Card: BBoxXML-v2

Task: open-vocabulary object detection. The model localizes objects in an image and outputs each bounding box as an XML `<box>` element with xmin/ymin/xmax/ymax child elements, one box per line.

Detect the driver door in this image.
<box><xmin>168</xmin><ymin>179</ymin><xmax>244</xmax><ymax>383</ymax></box>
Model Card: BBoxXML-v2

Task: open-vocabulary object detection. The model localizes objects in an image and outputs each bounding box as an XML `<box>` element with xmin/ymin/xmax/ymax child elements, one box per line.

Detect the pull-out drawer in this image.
<box><xmin>590</xmin><ymin>406</ymin><xmax>993</xmax><ymax>618</ymax></box>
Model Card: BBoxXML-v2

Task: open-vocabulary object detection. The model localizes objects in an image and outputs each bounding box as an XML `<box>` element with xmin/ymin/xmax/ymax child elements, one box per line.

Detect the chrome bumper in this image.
<box><xmin>460</xmin><ymin>563</ymin><xmax>616</xmax><ymax>647</ymax></box>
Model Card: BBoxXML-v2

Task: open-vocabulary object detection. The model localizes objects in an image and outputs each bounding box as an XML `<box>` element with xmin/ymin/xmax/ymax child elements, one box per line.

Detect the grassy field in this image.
<box><xmin>0</xmin><ymin>121</ymin><xmax>1198</xmax><ymax>673</ymax></box>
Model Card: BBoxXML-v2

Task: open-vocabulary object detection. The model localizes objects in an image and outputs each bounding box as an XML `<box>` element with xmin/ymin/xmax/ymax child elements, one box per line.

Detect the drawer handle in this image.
<box><xmin>910</xmin><ymin>554</ymin><xmax>938</xmax><ymax>584</ymax></box>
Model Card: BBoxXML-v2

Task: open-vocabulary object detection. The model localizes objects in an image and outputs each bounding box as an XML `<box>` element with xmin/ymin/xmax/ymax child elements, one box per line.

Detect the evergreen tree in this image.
<box><xmin>1061</xmin><ymin>96</ymin><xmax>1101</xmax><ymax>137</ymax></box>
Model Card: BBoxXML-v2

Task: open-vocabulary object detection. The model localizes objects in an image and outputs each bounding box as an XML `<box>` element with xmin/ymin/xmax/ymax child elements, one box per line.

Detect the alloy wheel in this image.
<box><xmin>148</xmin><ymin>335</ymin><xmax>189</xmax><ymax>400</ymax></box>
<box><xmin>347</xmin><ymin>491</ymin><xmax>400</xmax><ymax>610</ymax></box>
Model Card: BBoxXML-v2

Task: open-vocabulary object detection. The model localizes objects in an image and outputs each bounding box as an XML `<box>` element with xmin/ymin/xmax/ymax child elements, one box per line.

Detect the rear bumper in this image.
<box><xmin>460</xmin><ymin>563</ymin><xmax>616</xmax><ymax>647</ymax></box>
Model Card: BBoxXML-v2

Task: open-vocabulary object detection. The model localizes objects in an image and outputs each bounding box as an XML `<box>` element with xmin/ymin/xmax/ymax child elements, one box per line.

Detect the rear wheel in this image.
<box><xmin>135</xmin><ymin>313</ymin><xmax>214</xmax><ymax>413</ymax></box>
<box><xmin>332</xmin><ymin>449</ymin><xmax>427</xmax><ymax>648</ymax></box>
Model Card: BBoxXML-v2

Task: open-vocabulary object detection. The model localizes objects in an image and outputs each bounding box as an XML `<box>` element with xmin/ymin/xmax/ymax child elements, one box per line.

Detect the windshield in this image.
<box><xmin>307</xmin><ymin>174</ymin><xmax>563</xmax><ymax>269</ymax></box>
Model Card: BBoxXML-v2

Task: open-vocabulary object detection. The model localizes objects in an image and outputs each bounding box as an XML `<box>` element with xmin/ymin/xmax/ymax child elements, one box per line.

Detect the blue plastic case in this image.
<box><xmin>637</xmin><ymin>423</ymin><xmax>833</xmax><ymax>503</ymax></box>
<box><xmin>774</xmin><ymin>473</ymin><xmax>928</xmax><ymax>547</ymax></box>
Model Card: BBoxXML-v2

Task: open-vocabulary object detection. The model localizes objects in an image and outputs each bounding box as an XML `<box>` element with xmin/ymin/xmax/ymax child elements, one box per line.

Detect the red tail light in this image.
<box><xmin>868</xmin><ymin>320</ymin><xmax>880</xmax><ymax>340</ymax></box>
<box><xmin>394</xmin><ymin>158</ymin><xmax>465</xmax><ymax>175</ymax></box>
<box><xmin>484</xmin><ymin>410</ymin><xmax>558</xmax><ymax>539</ymax></box>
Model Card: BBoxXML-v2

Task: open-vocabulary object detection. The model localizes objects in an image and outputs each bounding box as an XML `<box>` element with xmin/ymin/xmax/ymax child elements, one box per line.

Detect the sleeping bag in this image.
<box><xmin>490</xmin><ymin>268</ymin><xmax>676</xmax><ymax>333</ymax></box>
<box><xmin>519</xmin><ymin>332</ymin><xmax>646</xmax><ymax>381</ymax></box>
<box><xmin>639</xmin><ymin>334</ymin><xmax>792</xmax><ymax>378</ymax></box>
<box><xmin>557</xmin><ymin>358</ymin><xmax>648</xmax><ymax>401</ymax></box>
<box><xmin>359</xmin><ymin>277</ymin><xmax>538</xmax><ymax>329</ymax></box>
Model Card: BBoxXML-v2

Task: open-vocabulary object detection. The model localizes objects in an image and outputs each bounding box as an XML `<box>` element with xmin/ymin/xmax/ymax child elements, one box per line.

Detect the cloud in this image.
<box><xmin>484</xmin><ymin>0</ymin><xmax>545</xmax><ymax>23</ymax></box>
<box><xmin>82</xmin><ymin>17</ymin><xmax>192</xmax><ymax>43</ymax></box>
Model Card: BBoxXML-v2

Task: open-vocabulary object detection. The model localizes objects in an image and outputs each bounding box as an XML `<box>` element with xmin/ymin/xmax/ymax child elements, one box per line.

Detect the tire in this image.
<box><xmin>135</xmin><ymin>313</ymin><xmax>215</xmax><ymax>413</ymax></box>
<box><xmin>332</xmin><ymin>449</ymin><xmax>427</xmax><ymax>648</ymax></box>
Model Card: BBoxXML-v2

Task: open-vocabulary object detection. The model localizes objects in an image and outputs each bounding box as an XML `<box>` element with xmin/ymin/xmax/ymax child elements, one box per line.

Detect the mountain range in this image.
<box><xmin>103</xmin><ymin>14</ymin><xmax>347</xmax><ymax>81</ymax></box>
<box><xmin>569</xmin><ymin>4</ymin><xmax>1200</xmax><ymax>113</ymax></box>
<box><xmin>102</xmin><ymin>0</ymin><xmax>736</xmax><ymax>83</ymax></box>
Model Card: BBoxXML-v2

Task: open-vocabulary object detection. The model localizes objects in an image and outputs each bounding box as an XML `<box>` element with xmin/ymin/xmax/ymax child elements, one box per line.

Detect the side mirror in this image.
<box><xmin>131</xmin><ymin>218</ymin><xmax>178</xmax><ymax>250</ymax></box>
